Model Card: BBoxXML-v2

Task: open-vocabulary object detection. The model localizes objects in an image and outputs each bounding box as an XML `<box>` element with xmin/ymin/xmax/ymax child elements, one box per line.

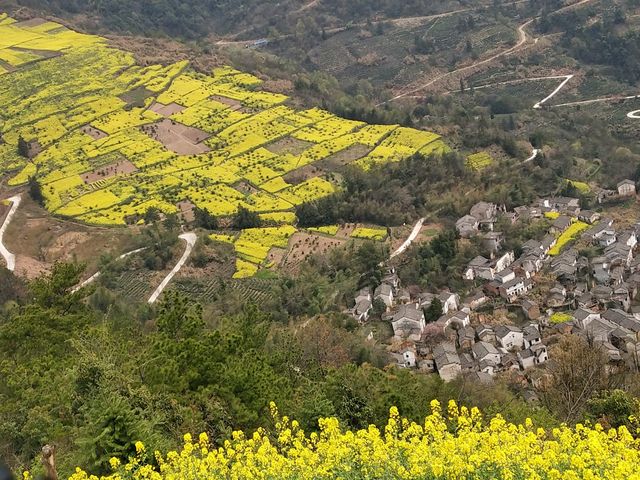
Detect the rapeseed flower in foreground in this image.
<box><xmin>66</xmin><ymin>400</ymin><xmax>640</xmax><ymax>480</ymax></box>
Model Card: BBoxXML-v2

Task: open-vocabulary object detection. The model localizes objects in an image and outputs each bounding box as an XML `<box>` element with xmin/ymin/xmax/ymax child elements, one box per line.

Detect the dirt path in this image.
<box><xmin>148</xmin><ymin>232</ymin><xmax>197</xmax><ymax>304</ymax></box>
<box><xmin>524</xmin><ymin>148</ymin><xmax>540</xmax><ymax>163</ymax></box>
<box><xmin>533</xmin><ymin>74</ymin><xmax>574</xmax><ymax>109</ymax></box>
<box><xmin>390</xmin><ymin>217</ymin><xmax>425</xmax><ymax>258</ymax></box>
<box><xmin>72</xmin><ymin>247</ymin><xmax>148</xmax><ymax>292</ymax></box>
<box><xmin>0</xmin><ymin>195</ymin><xmax>21</xmax><ymax>272</ymax></box>
<box><xmin>380</xmin><ymin>18</ymin><xmax>534</xmax><ymax>104</ymax></box>
<box><xmin>628</xmin><ymin>110</ymin><xmax>640</xmax><ymax>119</ymax></box>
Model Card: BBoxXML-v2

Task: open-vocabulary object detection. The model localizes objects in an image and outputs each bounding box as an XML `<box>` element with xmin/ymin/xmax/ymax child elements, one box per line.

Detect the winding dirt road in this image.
<box><xmin>71</xmin><ymin>247</ymin><xmax>148</xmax><ymax>293</ymax></box>
<box><xmin>390</xmin><ymin>217</ymin><xmax>425</xmax><ymax>258</ymax></box>
<box><xmin>381</xmin><ymin>18</ymin><xmax>534</xmax><ymax>104</ymax></box>
<box><xmin>0</xmin><ymin>195</ymin><xmax>21</xmax><ymax>272</ymax></box>
<box><xmin>148</xmin><ymin>232</ymin><xmax>197</xmax><ymax>304</ymax></box>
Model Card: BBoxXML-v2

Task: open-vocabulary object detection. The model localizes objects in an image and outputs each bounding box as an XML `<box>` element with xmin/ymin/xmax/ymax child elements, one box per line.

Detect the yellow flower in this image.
<box><xmin>108</xmin><ymin>457</ymin><xmax>120</xmax><ymax>470</ymax></box>
<box><xmin>135</xmin><ymin>441</ymin><xmax>145</xmax><ymax>454</ymax></box>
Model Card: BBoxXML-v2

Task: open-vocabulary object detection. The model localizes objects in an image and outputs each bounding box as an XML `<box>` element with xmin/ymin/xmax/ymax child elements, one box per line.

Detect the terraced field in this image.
<box><xmin>0</xmin><ymin>14</ymin><xmax>455</xmax><ymax>277</ymax></box>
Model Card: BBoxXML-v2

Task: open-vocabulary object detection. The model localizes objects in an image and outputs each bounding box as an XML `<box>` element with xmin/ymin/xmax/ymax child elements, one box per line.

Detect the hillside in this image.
<box><xmin>3</xmin><ymin>0</ymin><xmax>640</xmax><ymax>478</ymax></box>
<box><xmin>0</xmin><ymin>14</ymin><xmax>449</xmax><ymax>279</ymax></box>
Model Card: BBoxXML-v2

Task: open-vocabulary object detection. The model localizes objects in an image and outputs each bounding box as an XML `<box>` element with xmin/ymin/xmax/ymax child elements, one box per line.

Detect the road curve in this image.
<box><xmin>381</xmin><ymin>18</ymin><xmax>534</xmax><ymax>104</ymax></box>
<box><xmin>148</xmin><ymin>232</ymin><xmax>197</xmax><ymax>304</ymax></box>
<box><xmin>0</xmin><ymin>195</ymin><xmax>21</xmax><ymax>272</ymax></box>
<box><xmin>71</xmin><ymin>247</ymin><xmax>148</xmax><ymax>293</ymax></box>
<box><xmin>628</xmin><ymin>110</ymin><xmax>640</xmax><ymax>119</ymax></box>
<box><xmin>391</xmin><ymin>217</ymin><xmax>425</xmax><ymax>258</ymax></box>
<box><xmin>524</xmin><ymin>148</ymin><xmax>540</xmax><ymax>163</ymax></box>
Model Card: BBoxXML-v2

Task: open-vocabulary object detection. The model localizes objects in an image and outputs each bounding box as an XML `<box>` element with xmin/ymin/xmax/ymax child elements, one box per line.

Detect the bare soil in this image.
<box><xmin>176</xmin><ymin>199</ymin><xmax>196</xmax><ymax>223</ymax></box>
<box><xmin>81</xmin><ymin>125</ymin><xmax>108</xmax><ymax>140</ymax></box>
<box><xmin>149</xmin><ymin>101</ymin><xmax>186</xmax><ymax>117</ymax></box>
<box><xmin>283</xmin><ymin>164</ymin><xmax>325</xmax><ymax>185</ymax></box>
<box><xmin>267</xmin><ymin>137</ymin><xmax>314</xmax><ymax>155</ymax></box>
<box><xmin>314</xmin><ymin>144</ymin><xmax>371</xmax><ymax>170</ymax></box>
<box><xmin>210</xmin><ymin>95</ymin><xmax>243</xmax><ymax>110</ymax></box>
<box><xmin>14</xmin><ymin>17</ymin><xmax>48</xmax><ymax>27</ymax></box>
<box><xmin>282</xmin><ymin>231</ymin><xmax>347</xmax><ymax>273</ymax></box>
<box><xmin>141</xmin><ymin>119</ymin><xmax>211</xmax><ymax>155</ymax></box>
<box><xmin>4</xmin><ymin>196</ymin><xmax>138</xmax><ymax>278</ymax></box>
<box><xmin>336</xmin><ymin>223</ymin><xmax>357</xmax><ymax>238</ymax></box>
<box><xmin>81</xmin><ymin>159</ymin><xmax>137</xmax><ymax>184</ymax></box>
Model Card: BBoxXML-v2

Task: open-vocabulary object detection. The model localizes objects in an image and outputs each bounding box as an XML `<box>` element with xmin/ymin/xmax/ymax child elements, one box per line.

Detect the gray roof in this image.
<box><xmin>374</xmin><ymin>283</ymin><xmax>393</xmax><ymax>297</ymax></box>
<box><xmin>552</xmin><ymin>215</ymin><xmax>572</xmax><ymax>229</ymax></box>
<box><xmin>573</xmin><ymin>308</ymin><xmax>597</xmax><ymax>321</ymax></box>
<box><xmin>468</xmin><ymin>255</ymin><xmax>490</xmax><ymax>267</ymax></box>
<box><xmin>602</xmin><ymin>309</ymin><xmax>640</xmax><ymax>332</ymax></box>
<box><xmin>523</xmin><ymin>325</ymin><xmax>540</xmax><ymax>341</ymax></box>
<box><xmin>433</xmin><ymin>342</ymin><xmax>460</xmax><ymax>368</ymax></box>
<box><xmin>355</xmin><ymin>299</ymin><xmax>372</xmax><ymax>314</ymax></box>
<box><xmin>618</xmin><ymin>179</ymin><xmax>635</xmax><ymax>187</ymax></box>
<box><xmin>472</xmin><ymin>341</ymin><xmax>499</xmax><ymax>360</ymax></box>
<box><xmin>392</xmin><ymin>304</ymin><xmax>423</xmax><ymax>323</ymax></box>
<box><xmin>522</xmin><ymin>239</ymin><xmax>542</xmax><ymax>252</ymax></box>
<box><xmin>494</xmin><ymin>324</ymin><xmax>522</xmax><ymax>339</ymax></box>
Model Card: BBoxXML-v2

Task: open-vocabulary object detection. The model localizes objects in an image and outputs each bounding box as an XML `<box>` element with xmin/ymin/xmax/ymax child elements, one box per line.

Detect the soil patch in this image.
<box><xmin>336</xmin><ymin>223</ymin><xmax>357</xmax><ymax>238</ymax></box>
<box><xmin>314</xmin><ymin>144</ymin><xmax>371</xmax><ymax>170</ymax></box>
<box><xmin>210</xmin><ymin>95</ymin><xmax>243</xmax><ymax>110</ymax></box>
<box><xmin>267</xmin><ymin>137</ymin><xmax>314</xmax><ymax>155</ymax></box>
<box><xmin>14</xmin><ymin>18</ymin><xmax>48</xmax><ymax>27</ymax></box>
<box><xmin>81</xmin><ymin>159</ymin><xmax>138</xmax><ymax>184</ymax></box>
<box><xmin>149</xmin><ymin>101</ymin><xmax>186</xmax><ymax>117</ymax></box>
<box><xmin>141</xmin><ymin>119</ymin><xmax>211</xmax><ymax>155</ymax></box>
<box><xmin>282</xmin><ymin>231</ymin><xmax>346</xmax><ymax>273</ymax></box>
<box><xmin>176</xmin><ymin>200</ymin><xmax>196</xmax><ymax>223</ymax></box>
<box><xmin>233</xmin><ymin>180</ymin><xmax>259</xmax><ymax>194</ymax></box>
<box><xmin>81</xmin><ymin>125</ymin><xmax>108</xmax><ymax>140</ymax></box>
<box><xmin>283</xmin><ymin>164</ymin><xmax>325</xmax><ymax>185</ymax></box>
<box><xmin>12</xmin><ymin>46</ymin><xmax>61</xmax><ymax>59</ymax></box>
<box><xmin>14</xmin><ymin>255</ymin><xmax>49</xmax><ymax>280</ymax></box>
<box><xmin>267</xmin><ymin>246</ymin><xmax>287</xmax><ymax>266</ymax></box>
<box><xmin>119</xmin><ymin>86</ymin><xmax>153</xmax><ymax>107</ymax></box>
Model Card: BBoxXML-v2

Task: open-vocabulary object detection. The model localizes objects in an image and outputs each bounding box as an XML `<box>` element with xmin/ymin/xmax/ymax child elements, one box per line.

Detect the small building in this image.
<box><xmin>578</xmin><ymin>210</ymin><xmax>600</xmax><ymax>224</ymax></box>
<box><xmin>472</xmin><ymin>341</ymin><xmax>501</xmax><ymax>366</ymax></box>
<box><xmin>550</xmin><ymin>215</ymin><xmax>572</xmax><ymax>235</ymax></box>
<box><xmin>401</xmin><ymin>349</ymin><xmax>417</xmax><ymax>368</ymax></box>
<box><xmin>477</xmin><ymin>325</ymin><xmax>496</xmax><ymax>344</ymax></box>
<box><xmin>495</xmin><ymin>325</ymin><xmax>524</xmax><ymax>350</ymax></box>
<box><xmin>374</xmin><ymin>283</ymin><xmax>394</xmax><ymax>308</ymax></box>
<box><xmin>521</xmin><ymin>300</ymin><xmax>540</xmax><ymax>320</ymax></box>
<box><xmin>456</xmin><ymin>215</ymin><xmax>480</xmax><ymax>238</ymax></box>
<box><xmin>352</xmin><ymin>298</ymin><xmax>372</xmax><ymax>323</ymax></box>
<box><xmin>617</xmin><ymin>179</ymin><xmax>636</xmax><ymax>197</ymax></box>
<box><xmin>483</xmin><ymin>231</ymin><xmax>504</xmax><ymax>253</ymax></box>
<box><xmin>433</xmin><ymin>342</ymin><xmax>462</xmax><ymax>382</ymax></box>
<box><xmin>498</xmin><ymin>276</ymin><xmax>533</xmax><ymax>302</ymax></box>
<box><xmin>391</xmin><ymin>304</ymin><xmax>426</xmax><ymax>341</ymax></box>
<box><xmin>457</xmin><ymin>326</ymin><xmax>476</xmax><ymax>350</ymax></box>
<box><xmin>523</xmin><ymin>324</ymin><xmax>542</xmax><ymax>349</ymax></box>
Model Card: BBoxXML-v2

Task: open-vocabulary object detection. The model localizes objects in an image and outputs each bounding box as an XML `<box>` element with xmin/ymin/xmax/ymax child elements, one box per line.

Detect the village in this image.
<box><xmin>349</xmin><ymin>179</ymin><xmax>640</xmax><ymax>391</ymax></box>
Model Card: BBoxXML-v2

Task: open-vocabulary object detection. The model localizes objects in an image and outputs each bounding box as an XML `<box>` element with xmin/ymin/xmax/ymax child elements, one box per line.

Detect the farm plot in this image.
<box><xmin>0</xmin><ymin>13</ymin><xmax>452</xmax><ymax>278</ymax></box>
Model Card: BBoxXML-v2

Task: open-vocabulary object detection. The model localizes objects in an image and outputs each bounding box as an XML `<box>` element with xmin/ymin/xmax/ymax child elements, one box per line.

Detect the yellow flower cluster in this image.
<box><xmin>548</xmin><ymin>220</ymin><xmax>589</xmax><ymax>256</ymax></box>
<box><xmin>64</xmin><ymin>400</ymin><xmax>640</xmax><ymax>480</ymax></box>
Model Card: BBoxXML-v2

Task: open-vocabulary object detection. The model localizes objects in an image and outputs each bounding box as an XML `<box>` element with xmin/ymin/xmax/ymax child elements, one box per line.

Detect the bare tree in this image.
<box><xmin>542</xmin><ymin>335</ymin><xmax>612</xmax><ymax>423</ymax></box>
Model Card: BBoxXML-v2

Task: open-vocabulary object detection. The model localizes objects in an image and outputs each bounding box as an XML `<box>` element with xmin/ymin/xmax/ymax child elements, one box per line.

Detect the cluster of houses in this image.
<box><xmin>349</xmin><ymin>264</ymin><xmax>548</xmax><ymax>383</ymax></box>
<box><xmin>351</xmin><ymin>179</ymin><xmax>640</xmax><ymax>386</ymax></box>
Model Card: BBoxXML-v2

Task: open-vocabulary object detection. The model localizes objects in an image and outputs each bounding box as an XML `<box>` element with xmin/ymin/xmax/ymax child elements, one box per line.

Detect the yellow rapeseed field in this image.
<box><xmin>0</xmin><ymin>13</ymin><xmax>455</xmax><ymax>277</ymax></box>
<box><xmin>60</xmin><ymin>400</ymin><xmax>640</xmax><ymax>480</ymax></box>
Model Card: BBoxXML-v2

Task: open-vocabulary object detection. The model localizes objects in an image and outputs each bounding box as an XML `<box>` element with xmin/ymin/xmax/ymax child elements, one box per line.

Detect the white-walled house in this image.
<box><xmin>495</xmin><ymin>325</ymin><xmax>524</xmax><ymax>350</ymax></box>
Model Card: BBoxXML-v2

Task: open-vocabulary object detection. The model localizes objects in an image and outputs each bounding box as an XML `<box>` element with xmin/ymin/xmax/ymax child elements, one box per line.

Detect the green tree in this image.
<box><xmin>232</xmin><ymin>206</ymin><xmax>261</xmax><ymax>229</ymax></box>
<box><xmin>424</xmin><ymin>298</ymin><xmax>443</xmax><ymax>322</ymax></box>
